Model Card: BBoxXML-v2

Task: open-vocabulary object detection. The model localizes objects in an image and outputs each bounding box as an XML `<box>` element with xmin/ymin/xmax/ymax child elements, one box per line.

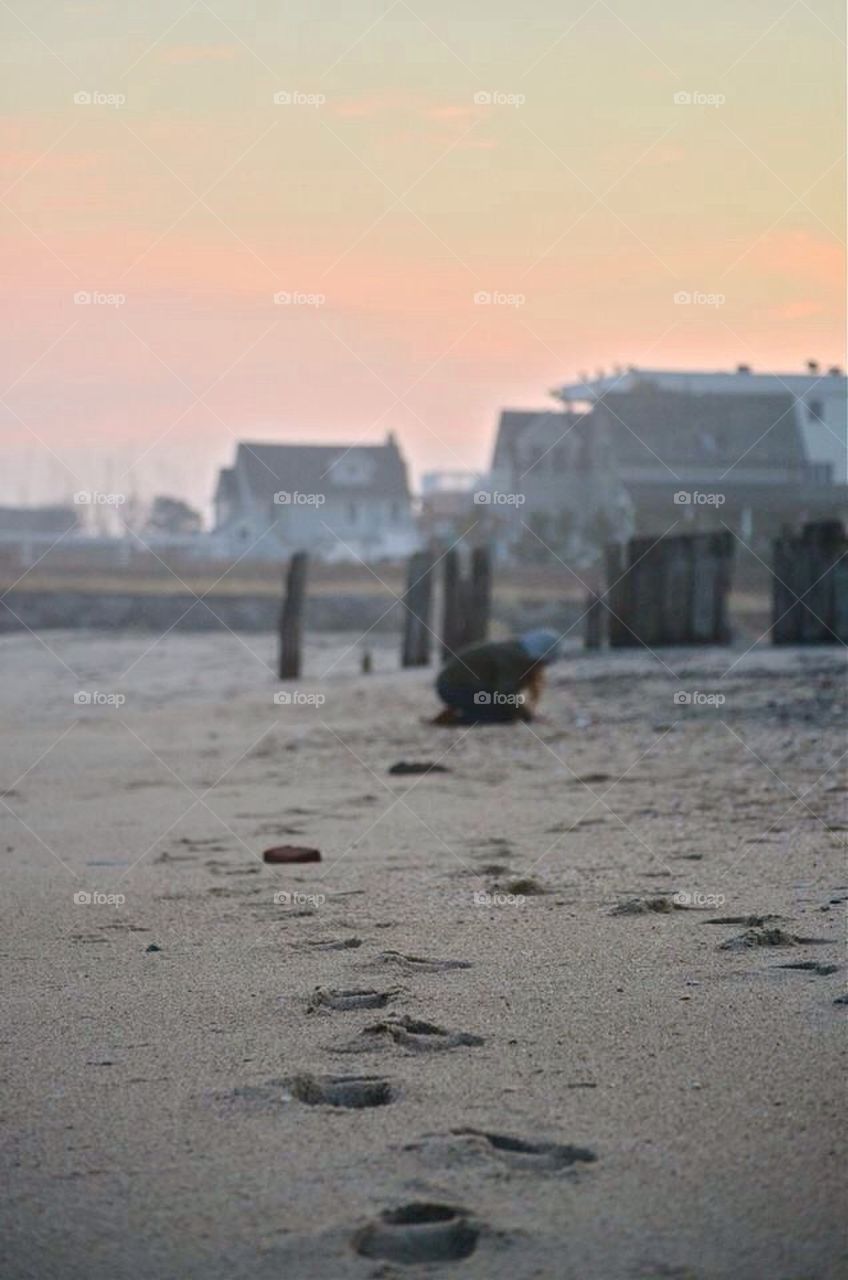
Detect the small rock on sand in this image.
<box><xmin>263</xmin><ymin>845</ymin><xmax>321</xmax><ymax>864</ymax></box>
<box><xmin>388</xmin><ymin>761</ymin><xmax>451</xmax><ymax>776</ymax></box>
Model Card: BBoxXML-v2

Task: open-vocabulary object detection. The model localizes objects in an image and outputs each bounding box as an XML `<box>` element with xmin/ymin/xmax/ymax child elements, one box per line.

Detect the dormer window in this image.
<box><xmin>330</xmin><ymin>452</ymin><xmax>376</xmax><ymax>486</ymax></box>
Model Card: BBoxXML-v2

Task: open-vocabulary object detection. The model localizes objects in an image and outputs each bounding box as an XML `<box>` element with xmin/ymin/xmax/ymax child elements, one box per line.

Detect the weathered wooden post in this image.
<box><xmin>626</xmin><ymin>536</ymin><xmax>665</xmax><ymax>647</ymax></box>
<box><xmin>691</xmin><ymin>531</ymin><xmax>734</xmax><ymax>643</ymax></box>
<box><xmin>604</xmin><ymin>543</ymin><xmax>627</xmax><ymax>647</ymax></box>
<box><xmin>465</xmin><ymin>545</ymin><xmax>492</xmax><ymax>646</ymax></box>
<box><xmin>661</xmin><ymin>535</ymin><xmax>694</xmax><ymax>644</ymax></box>
<box><xmin>401</xmin><ymin>550</ymin><xmax>434</xmax><ymax>667</ymax></box>
<box><xmin>772</xmin><ymin>521</ymin><xmax>848</xmax><ymax>644</ymax></box>
<box><xmin>801</xmin><ymin>521</ymin><xmax>844</xmax><ymax>642</ymax></box>
<box><xmin>607</xmin><ymin>532</ymin><xmax>734</xmax><ymax>646</ymax></box>
<box><xmin>584</xmin><ymin>590</ymin><xmax>604</xmax><ymax>649</ymax></box>
<box><xmin>278</xmin><ymin>551</ymin><xmax>308</xmax><ymax>679</ymax></box>
<box><xmin>441</xmin><ymin>547</ymin><xmax>466</xmax><ymax>659</ymax></box>
<box><xmin>771</xmin><ymin>527</ymin><xmax>798</xmax><ymax>644</ymax></box>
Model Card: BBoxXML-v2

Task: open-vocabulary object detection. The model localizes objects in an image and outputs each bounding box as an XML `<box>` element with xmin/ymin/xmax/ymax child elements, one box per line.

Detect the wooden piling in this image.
<box><xmin>604</xmin><ymin>543</ymin><xmax>627</xmax><ymax>647</ymax></box>
<box><xmin>626</xmin><ymin>537</ymin><xmax>665</xmax><ymax>647</ymax></box>
<box><xmin>583</xmin><ymin>590</ymin><xmax>604</xmax><ymax>649</ymax></box>
<box><xmin>440</xmin><ymin>548</ymin><xmax>466</xmax><ymax>659</ymax></box>
<box><xmin>661</xmin><ymin>535</ymin><xmax>694</xmax><ymax>644</ymax></box>
<box><xmin>607</xmin><ymin>531</ymin><xmax>734</xmax><ymax>647</ymax></box>
<box><xmin>401</xmin><ymin>551</ymin><xmax>434</xmax><ymax>667</ymax></box>
<box><xmin>278</xmin><ymin>551</ymin><xmax>308</xmax><ymax>679</ymax></box>
<box><xmin>465</xmin><ymin>545</ymin><xmax>492</xmax><ymax>646</ymax></box>
<box><xmin>772</xmin><ymin>521</ymin><xmax>848</xmax><ymax>644</ymax></box>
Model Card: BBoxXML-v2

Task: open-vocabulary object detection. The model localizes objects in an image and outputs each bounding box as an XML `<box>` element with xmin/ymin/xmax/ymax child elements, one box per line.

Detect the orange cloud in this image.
<box><xmin>764</xmin><ymin>299</ymin><xmax>825</xmax><ymax>320</ymax></box>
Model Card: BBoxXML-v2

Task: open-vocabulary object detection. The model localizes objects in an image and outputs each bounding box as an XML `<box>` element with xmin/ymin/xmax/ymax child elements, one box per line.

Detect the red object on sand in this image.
<box><xmin>263</xmin><ymin>845</ymin><xmax>321</xmax><ymax>864</ymax></box>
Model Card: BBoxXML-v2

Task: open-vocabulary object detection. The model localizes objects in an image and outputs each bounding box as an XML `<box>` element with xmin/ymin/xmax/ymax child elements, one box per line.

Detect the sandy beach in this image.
<box><xmin>1</xmin><ymin>629</ymin><xmax>845</xmax><ymax>1279</ymax></box>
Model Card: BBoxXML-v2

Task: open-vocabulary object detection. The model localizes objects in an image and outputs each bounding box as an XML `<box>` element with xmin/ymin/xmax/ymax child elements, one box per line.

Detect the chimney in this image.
<box><xmin>736</xmin><ymin>363</ymin><xmax>751</xmax><ymax>374</ymax></box>
<box><xmin>807</xmin><ymin>359</ymin><xmax>819</xmax><ymax>374</ymax></box>
<box><xmin>828</xmin><ymin>366</ymin><xmax>843</xmax><ymax>376</ymax></box>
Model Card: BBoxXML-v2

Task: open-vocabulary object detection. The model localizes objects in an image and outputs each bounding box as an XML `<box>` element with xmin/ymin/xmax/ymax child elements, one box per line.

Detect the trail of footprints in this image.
<box><xmin>243</xmin><ymin>896</ymin><xmax>840</xmax><ymax>1266</ymax></box>
<box><xmin>224</xmin><ymin>945</ymin><xmax>597</xmax><ymax>1267</ymax></box>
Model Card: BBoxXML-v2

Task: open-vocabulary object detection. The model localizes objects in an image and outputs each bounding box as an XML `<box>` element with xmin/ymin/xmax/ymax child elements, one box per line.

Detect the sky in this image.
<box><xmin>1</xmin><ymin>0</ymin><xmax>845</xmax><ymax>515</ymax></box>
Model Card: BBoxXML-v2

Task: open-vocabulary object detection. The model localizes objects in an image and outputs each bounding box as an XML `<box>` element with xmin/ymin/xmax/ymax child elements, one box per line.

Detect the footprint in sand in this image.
<box><xmin>702</xmin><ymin>914</ymin><xmax>785</xmax><ymax>926</ymax></box>
<box><xmin>719</xmin><ymin>927</ymin><xmax>831</xmax><ymax>951</ymax></box>
<box><xmin>284</xmin><ymin>1073</ymin><xmax>396</xmax><ymax>1108</ymax></box>
<box><xmin>777</xmin><ymin>961</ymin><xmax>841</xmax><ymax>976</ymax></box>
<box><xmin>372</xmin><ymin>950</ymin><xmax>472</xmax><ymax>973</ymax></box>
<box><xmin>307</xmin><ymin>986</ymin><xmax>399</xmax><ymax>1013</ymax></box>
<box><xmin>404</xmin><ymin>1130</ymin><xmax>597</xmax><ymax>1175</ymax></box>
<box><xmin>299</xmin><ymin>937</ymin><xmax>364</xmax><ymax>952</ymax></box>
<box><xmin>353</xmin><ymin>1203</ymin><xmax>479</xmax><ymax>1265</ymax></box>
<box><xmin>335</xmin><ymin>1014</ymin><xmax>483</xmax><ymax>1054</ymax></box>
<box><xmin>452</xmin><ymin>1129</ymin><xmax>597</xmax><ymax>1172</ymax></box>
<box><xmin>226</xmin><ymin>1074</ymin><xmax>396</xmax><ymax>1110</ymax></box>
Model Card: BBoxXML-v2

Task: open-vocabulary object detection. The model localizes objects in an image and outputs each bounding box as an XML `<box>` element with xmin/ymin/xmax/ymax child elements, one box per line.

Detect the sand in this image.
<box><xmin>0</xmin><ymin>629</ymin><xmax>845</xmax><ymax>1279</ymax></box>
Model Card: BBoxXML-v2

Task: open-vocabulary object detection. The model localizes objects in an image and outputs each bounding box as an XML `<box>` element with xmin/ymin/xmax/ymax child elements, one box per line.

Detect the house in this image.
<box><xmin>212</xmin><ymin>434</ymin><xmax>418</xmax><ymax>562</ymax></box>
<box><xmin>485</xmin><ymin>409</ymin><xmax>634</xmax><ymax>563</ymax></box>
<box><xmin>488</xmin><ymin>365</ymin><xmax>847</xmax><ymax>561</ymax></box>
<box><xmin>586</xmin><ymin>380</ymin><xmax>844</xmax><ymax>542</ymax></box>
<box><xmin>556</xmin><ymin>364</ymin><xmax>847</xmax><ymax>482</ymax></box>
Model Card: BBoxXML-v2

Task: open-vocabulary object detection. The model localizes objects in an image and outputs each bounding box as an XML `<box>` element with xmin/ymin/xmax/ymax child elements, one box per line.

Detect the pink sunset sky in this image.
<box><xmin>1</xmin><ymin>0</ymin><xmax>845</xmax><ymax>514</ymax></box>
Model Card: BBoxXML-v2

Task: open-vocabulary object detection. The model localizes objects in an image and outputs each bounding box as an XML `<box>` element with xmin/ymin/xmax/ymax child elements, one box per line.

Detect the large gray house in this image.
<box><xmin>212</xmin><ymin>434</ymin><xmax>418</xmax><ymax>562</ymax></box>
<box><xmin>486</xmin><ymin>365</ymin><xmax>848</xmax><ymax>562</ymax></box>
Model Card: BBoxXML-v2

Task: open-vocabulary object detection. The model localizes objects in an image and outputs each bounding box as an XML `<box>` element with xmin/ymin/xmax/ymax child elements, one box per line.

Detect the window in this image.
<box><xmin>808</xmin><ymin>400</ymin><xmax>824</xmax><ymax>422</ymax></box>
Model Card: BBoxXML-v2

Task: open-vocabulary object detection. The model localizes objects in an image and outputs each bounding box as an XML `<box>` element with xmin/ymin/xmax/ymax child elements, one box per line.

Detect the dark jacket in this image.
<box><xmin>437</xmin><ymin>640</ymin><xmax>532</xmax><ymax>699</ymax></box>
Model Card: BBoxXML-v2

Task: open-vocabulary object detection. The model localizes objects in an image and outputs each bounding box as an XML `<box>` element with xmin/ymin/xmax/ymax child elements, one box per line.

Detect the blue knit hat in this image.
<box><xmin>518</xmin><ymin>629</ymin><xmax>561</xmax><ymax>664</ymax></box>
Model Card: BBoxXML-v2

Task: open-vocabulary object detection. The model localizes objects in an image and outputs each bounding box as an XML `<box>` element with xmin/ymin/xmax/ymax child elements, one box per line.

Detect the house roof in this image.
<box><xmin>594</xmin><ymin>386</ymin><xmax>806</xmax><ymax>468</ymax></box>
<box><xmin>232</xmin><ymin>438</ymin><xmax>410</xmax><ymax>505</ymax></box>
<box><xmin>556</xmin><ymin>368</ymin><xmax>847</xmax><ymax>401</ymax></box>
<box><xmin>215</xmin><ymin>468</ymin><xmax>237</xmax><ymax>502</ymax></box>
<box><xmin>491</xmin><ymin>410</ymin><xmax>577</xmax><ymax>471</ymax></box>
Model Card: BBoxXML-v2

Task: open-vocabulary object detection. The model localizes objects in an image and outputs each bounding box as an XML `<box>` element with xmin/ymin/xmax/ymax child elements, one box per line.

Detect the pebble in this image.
<box><xmin>263</xmin><ymin>845</ymin><xmax>321</xmax><ymax>864</ymax></box>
